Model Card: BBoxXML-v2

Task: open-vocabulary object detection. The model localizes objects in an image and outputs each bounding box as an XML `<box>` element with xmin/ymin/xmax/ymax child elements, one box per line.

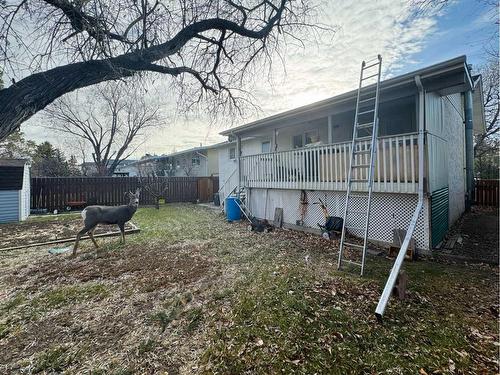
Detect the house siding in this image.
<box><xmin>426</xmin><ymin>92</ymin><xmax>448</xmax><ymax>193</ymax></box>
<box><xmin>443</xmin><ymin>93</ymin><xmax>465</xmax><ymax>225</ymax></box>
<box><xmin>207</xmin><ymin>149</ymin><xmax>219</xmax><ymax>176</ymax></box>
<box><xmin>0</xmin><ymin>190</ymin><xmax>20</xmax><ymax>223</ymax></box>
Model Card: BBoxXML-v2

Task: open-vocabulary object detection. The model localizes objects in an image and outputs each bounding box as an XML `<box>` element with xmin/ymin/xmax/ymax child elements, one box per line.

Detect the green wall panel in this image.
<box><xmin>431</xmin><ymin>186</ymin><xmax>449</xmax><ymax>248</ymax></box>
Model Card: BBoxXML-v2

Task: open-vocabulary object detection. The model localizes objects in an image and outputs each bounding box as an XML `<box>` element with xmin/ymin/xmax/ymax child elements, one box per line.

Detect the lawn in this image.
<box><xmin>0</xmin><ymin>204</ymin><xmax>498</xmax><ymax>374</ymax></box>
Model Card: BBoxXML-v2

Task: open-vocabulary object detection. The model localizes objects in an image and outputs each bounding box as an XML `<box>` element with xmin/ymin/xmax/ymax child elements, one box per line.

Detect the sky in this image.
<box><xmin>19</xmin><ymin>0</ymin><xmax>497</xmax><ymax>160</ymax></box>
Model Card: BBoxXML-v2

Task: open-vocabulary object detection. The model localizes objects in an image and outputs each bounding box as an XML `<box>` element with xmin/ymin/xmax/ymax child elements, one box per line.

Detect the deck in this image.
<box><xmin>240</xmin><ymin>133</ymin><xmax>419</xmax><ymax>194</ymax></box>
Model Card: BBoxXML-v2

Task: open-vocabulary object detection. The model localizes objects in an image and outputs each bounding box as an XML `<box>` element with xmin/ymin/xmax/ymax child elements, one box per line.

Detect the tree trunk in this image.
<box><xmin>0</xmin><ymin>14</ymin><xmax>283</xmax><ymax>140</ymax></box>
<box><xmin>0</xmin><ymin>58</ymin><xmax>141</xmax><ymax>139</ymax></box>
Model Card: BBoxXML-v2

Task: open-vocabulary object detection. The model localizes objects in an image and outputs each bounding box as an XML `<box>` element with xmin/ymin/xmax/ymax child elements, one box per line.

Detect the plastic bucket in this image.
<box><xmin>225</xmin><ymin>197</ymin><xmax>241</xmax><ymax>221</ymax></box>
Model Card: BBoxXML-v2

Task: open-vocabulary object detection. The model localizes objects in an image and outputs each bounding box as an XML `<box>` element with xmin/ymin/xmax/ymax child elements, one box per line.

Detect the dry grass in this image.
<box><xmin>0</xmin><ymin>204</ymin><xmax>498</xmax><ymax>374</ymax></box>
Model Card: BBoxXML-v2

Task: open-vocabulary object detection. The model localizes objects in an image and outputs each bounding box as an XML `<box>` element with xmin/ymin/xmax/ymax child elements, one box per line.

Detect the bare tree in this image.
<box><xmin>474</xmin><ymin>59</ymin><xmax>499</xmax><ymax>157</ymax></box>
<box><xmin>45</xmin><ymin>81</ymin><xmax>161</xmax><ymax>176</ymax></box>
<box><xmin>0</xmin><ymin>0</ymin><xmax>320</xmax><ymax>140</ymax></box>
<box><xmin>138</xmin><ymin>165</ymin><xmax>169</xmax><ymax>209</ymax></box>
<box><xmin>474</xmin><ymin>59</ymin><xmax>499</xmax><ymax>179</ymax></box>
<box><xmin>182</xmin><ymin>162</ymin><xmax>194</xmax><ymax>177</ymax></box>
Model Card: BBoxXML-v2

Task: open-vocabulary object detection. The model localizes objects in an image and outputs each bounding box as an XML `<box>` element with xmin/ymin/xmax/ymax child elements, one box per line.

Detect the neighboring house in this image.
<box><xmin>217</xmin><ymin>56</ymin><xmax>486</xmax><ymax>252</ymax></box>
<box><xmin>0</xmin><ymin>159</ymin><xmax>30</xmax><ymax>223</ymax></box>
<box><xmin>80</xmin><ymin>159</ymin><xmax>138</xmax><ymax>176</ymax></box>
<box><xmin>135</xmin><ymin>144</ymin><xmax>222</xmax><ymax>177</ymax></box>
<box><xmin>113</xmin><ymin>159</ymin><xmax>141</xmax><ymax>176</ymax></box>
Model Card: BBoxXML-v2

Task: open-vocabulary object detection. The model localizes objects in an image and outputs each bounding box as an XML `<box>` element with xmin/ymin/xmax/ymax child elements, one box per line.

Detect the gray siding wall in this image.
<box><xmin>443</xmin><ymin>93</ymin><xmax>465</xmax><ymax>225</ymax></box>
<box><xmin>0</xmin><ymin>190</ymin><xmax>20</xmax><ymax>223</ymax></box>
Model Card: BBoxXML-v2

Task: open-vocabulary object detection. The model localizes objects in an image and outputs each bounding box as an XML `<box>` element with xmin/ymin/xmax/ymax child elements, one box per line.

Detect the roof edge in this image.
<box><xmin>220</xmin><ymin>55</ymin><xmax>469</xmax><ymax>136</ymax></box>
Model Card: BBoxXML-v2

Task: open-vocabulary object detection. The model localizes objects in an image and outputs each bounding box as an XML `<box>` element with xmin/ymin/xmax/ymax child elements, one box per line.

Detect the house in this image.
<box><xmin>113</xmin><ymin>159</ymin><xmax>141</xmax><ymax>176</ymax></box>
<box><xmin>80</xmin><ymin>159</ymin><xmax>138</xmax><ymax>176</ymax></box>
<box><xmin>0</xmin><ymin>159</ymin><xmax>30</xmax><ymax>223</ymax></box>
<box><xmin>135</xmin><ymin>144</ymin><xmax>222</xmax><ymax>177</ymax></box>
<box><xmin>217</xmin><ymin>56</ymin><xmax>486</xmax><ymax>252</ymax></box>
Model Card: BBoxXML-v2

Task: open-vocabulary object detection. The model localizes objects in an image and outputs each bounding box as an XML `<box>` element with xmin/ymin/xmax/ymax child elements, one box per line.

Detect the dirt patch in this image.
<box><xmin>436</xmin><ymin>206</ymin><xmax>499</xmax><ymax>264</ymax></box>
<box><xmin>0</xmin><ymin>219</ymin><xmax>135</xmax><ymax>249</ymax></box>
<box><xmin>8</xmin><ymin>241</ymin><xmax>213</xmax><ymax>290</ymax></box>
<box><xmin>1</xmin><ymin>237</ymin><xmax>215</xmax><ymax>373</ymax></box>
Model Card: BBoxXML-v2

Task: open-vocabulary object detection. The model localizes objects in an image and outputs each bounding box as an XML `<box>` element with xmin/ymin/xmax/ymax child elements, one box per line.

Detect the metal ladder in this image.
<box><xmin>338</xmin><ymin>55</ymin><xmax>382</xmax><ymax>276</ymax></box>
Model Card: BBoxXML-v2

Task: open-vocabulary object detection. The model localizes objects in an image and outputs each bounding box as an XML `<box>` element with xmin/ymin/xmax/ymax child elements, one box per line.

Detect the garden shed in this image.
<box><xmin>0</xmin><ymin>159</ymin><xmax>30</xmax><ymax>223</ymax></box>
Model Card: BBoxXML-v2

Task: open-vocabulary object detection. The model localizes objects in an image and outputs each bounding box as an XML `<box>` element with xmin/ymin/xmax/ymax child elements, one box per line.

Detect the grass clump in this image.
<box><xmin>185</xmin><ymin>307</ymin><xmax>204</xmax><ymax>332</ymax></box>
<box><xmin>33</xmin><ymin>345</ymin><xmax>81</xmax><ymax>373</ymax></box>
<box><xmin>137</xmin><ymin>338</ymin><xmax>159</xmax><ymax>355</ymax></box>
<box><xmin>1</xmin><ymin>293</ymin><xmax>26</xmax><ymax>312</ymax></box>
<box><xmin>150</xmin><ymin>308</ymin><xmax>182</xmax><ymax>333</ymax></box>
<box><xmin>31</xmin><ymin>283</ymin><xmax>109</xmax><ymax>310</ymax></box>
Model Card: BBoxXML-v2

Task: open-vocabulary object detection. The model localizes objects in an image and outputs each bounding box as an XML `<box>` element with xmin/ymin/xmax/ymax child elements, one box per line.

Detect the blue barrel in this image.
<box><xmin>225</xmin><ymin>197</ymin><xmax>241</xmax><ymax>221</ymax></box>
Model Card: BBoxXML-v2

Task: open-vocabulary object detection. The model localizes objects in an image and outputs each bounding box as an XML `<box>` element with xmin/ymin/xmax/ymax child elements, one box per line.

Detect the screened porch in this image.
<box><xmin>235</xmin><ymin>94</ymin><xmax>420</xmax><ymax>194</ymax></box>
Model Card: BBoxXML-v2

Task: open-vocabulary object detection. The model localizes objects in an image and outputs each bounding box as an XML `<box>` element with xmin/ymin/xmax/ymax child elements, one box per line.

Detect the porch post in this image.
<box><xmin>236</xmin><ymin>135</ymin><xmax>241</xmax><ymax>198</ymax></box>
<box><xmin>328</xmin><ymin>115</ymin><xmax>333</xmax><ymax>144</ymax></box>
<box><xmin>464</xmin><ymin>90</ymin><xmax>474</xmax><ymax>210</ymax></box>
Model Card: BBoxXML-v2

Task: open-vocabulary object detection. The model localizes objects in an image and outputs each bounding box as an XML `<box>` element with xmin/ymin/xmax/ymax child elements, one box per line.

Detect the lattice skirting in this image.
<box><xmin>247</xmin><ymin>188</ymin><xmax>430</xmax><ymax>250</ymax></box>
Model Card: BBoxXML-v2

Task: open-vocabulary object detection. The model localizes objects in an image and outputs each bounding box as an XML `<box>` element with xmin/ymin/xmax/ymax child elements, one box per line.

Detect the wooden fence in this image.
<box><xmin>474</xmin><ymin>179</ymin><xmax>499</xmax><ymax>207</ymax></box>
<box><xmin>31</xmin><ymin>176</ymin><xmax>219</xmax><ymax>212</ymax></box>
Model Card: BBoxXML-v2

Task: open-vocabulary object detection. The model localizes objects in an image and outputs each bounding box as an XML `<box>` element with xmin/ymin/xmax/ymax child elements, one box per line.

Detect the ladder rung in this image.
<box><xmin>348</xmin><ymin>209</ymin><xmax>368</xmax><ymax>214</ymax></box>
<box><xmin>349</xmin><ymin>193</ymin><xmax>368</xmax><ymax>198</ymax></box>
<box><xmin>356</xmin><ymin>122</ymin><xmax>374</xmax><ymax>129</ymax></box>
<box><xmin>359</xmin><ymin>96</ymin><xmax>376</xmax><ymax>104</ymax></box>
<box><xmin>351</xmin><ymin>164</ymin><xmax>370</xmax><ymax>168</ymax></box>
<box><xmin>342</xmin><ymin>259</ymin><xmax>362</xmax><ymax>267</ymax></box>
<box><xmin>362</xmin><ymin>73</ymin><xmax>379</xmax><ymax>81</ymax></box>
<box><xmin>353</xmin><ymin>149</ymin><xmax>371</xmax><ymax>155</ymax></box>
<box><xmin>358</xmin><ymin>109</ymin><xmax>375</xmax><ymax>115</ymax></box>
<box><xmin>363</xmin><ymin>62</ymin><xmax>380</xmax><ymax>69</ymax></box>
<box><xmin>343</xmin><ymin>242</ymin><xmax>364</xmax><ymax>249</ymax></box>
<box><xmin>345</xmin><ymin>225</ymin><xmax>365</xmax><ymax>231</ymax></box>
<box><xmin>355</xmin><ymin>136</ymin><xmax>373</xmax><ymax>142</ymax></box>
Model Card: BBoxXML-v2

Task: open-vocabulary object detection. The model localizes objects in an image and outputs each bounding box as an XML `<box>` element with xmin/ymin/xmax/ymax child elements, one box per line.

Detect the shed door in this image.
<box><xmin>431</xmin><ymin>186</ymin><xmax>449</xmax><ymax>248</ymax></box>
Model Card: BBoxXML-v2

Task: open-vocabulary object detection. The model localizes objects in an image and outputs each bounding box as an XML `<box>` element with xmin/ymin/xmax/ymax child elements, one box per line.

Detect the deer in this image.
<box><xmin>72</xmin><ymin>188</ymin><xmax>141</xmax><ymax>256</ymax></box>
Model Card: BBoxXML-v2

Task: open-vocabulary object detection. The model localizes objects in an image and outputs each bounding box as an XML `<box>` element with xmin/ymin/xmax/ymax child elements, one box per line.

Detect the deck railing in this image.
<box><xmin>240</xmin><ymin>133</ymin><xmax>419</xmax><ymax>193</ymax></box>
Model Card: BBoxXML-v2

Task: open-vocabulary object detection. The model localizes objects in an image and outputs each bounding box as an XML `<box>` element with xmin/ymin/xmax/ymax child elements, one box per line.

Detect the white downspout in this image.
<box><xmin>375</xmin><ymin>75</ymin><xmax>426</xmax><ymax>319</ymax></box>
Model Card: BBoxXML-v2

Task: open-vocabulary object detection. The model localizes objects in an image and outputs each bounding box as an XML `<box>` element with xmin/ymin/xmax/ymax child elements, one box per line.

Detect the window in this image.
<box><xmin>261</xmin><ymin>141</ymin><xmax>271</xmax><ymax>153</ymax></box>
<box><xmin>305</xmin><ymin>130</ymin><xmax>320</xmax><ymax>145</ymax></box>
<box><xmin>293</xmin><ymin>130</ymin><xmax>320</xmax><ymax>149</ymax></box>
<box><xmin>293</xmin><ymin>134</ymin><xmax>303</xmax><ymax>149</ymax></box>
<box><xmin>192</xmin><ymin>157</ymin><xmax>200</xmax><ymax>166</ymax></box>
<box><xmin>229</xmin><ymin>147</ymin><xmax>236</xmax><ymax>160</ymax></box>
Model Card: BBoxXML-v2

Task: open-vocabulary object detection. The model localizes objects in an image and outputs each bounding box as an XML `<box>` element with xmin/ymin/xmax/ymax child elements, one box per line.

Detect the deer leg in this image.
<box><xmin>73</xmin><ymin>227</ymin><xmax>90</xmax><ymax>256</ymax></box>
<box><xmin>88</xmin><ymin>226</ymin><xmax>99</xmax><ymax>248</ymax></box>
<box><xmin>118</xmin><ymin>223</ymin><xmax>125</xmax><ymax>244</ymax></box>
